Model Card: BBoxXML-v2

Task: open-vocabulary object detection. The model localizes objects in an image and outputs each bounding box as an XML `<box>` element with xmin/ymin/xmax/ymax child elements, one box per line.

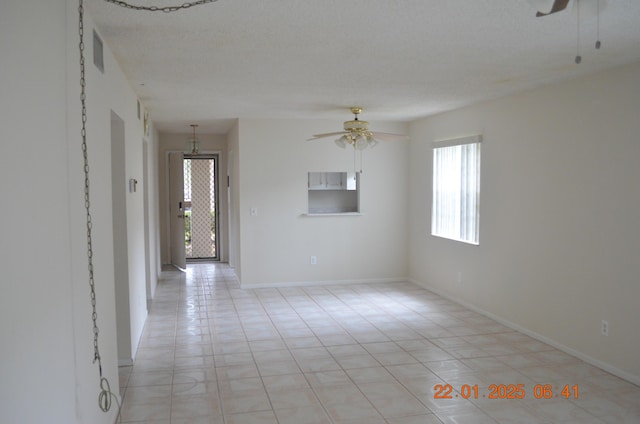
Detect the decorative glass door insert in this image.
<box><xmin>183</xmin><ymin>155</ymin><xmax>218</xmax><ymax>259</ymax></box>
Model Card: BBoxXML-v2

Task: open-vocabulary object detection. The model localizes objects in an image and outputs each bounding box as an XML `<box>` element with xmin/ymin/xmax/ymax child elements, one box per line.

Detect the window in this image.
<box><xmin>432</xmin><ymin>135</ymin><xmax>481</xmax><ymax>244</ymax></box>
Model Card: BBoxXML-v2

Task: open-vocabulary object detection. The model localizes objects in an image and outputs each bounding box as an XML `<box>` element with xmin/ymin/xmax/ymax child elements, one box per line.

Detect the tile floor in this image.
<box><xmin>118</xmin><ymin>263</ymin><xmax>640</xmax><ymax>424</ymax></box>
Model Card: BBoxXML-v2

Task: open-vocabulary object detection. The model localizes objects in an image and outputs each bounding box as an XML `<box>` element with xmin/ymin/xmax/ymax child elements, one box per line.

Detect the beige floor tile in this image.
<box><xmin>119</xmin><ymin>397</ymin><xmax>171</xmax><ymax>422</ymax></box>
<box><xmin>122</xmin><ymin>384</ymin><xmax>171</xmax><ymax>404</ymax></box>
<box><xmin>314</xmin><ymin>383</ymin><xmax>369</xmax><ymax>406</ymax></box>
<box><xmin>345</xmin><ymin>366</ymin><xmax>396</xmax><ymax>384</ymax></box>
<box><xmin>386</xmin><ymin>414</ymin><xmax>443</xmax><ymax>424</ymax></box>
<box><xmin>218</xmin><ymin>376</ymin><xmax>264</xmax><ymax>395</ymax></box>
<box><xmin>305</xmin><ymin>370</ymin><xmax>353</xmax><ymax>388</ymax></box>
<box><xmin>224</xmin><ymin>410</ymin><xmax>278</xmax><ymax>424</ymax></box>
<box><xmin>220</xmin><ymin>388</ymin><xmax>271</xmax><ymax>414</ymax></box>
<box><xmin>170</xmin><ymin>394</ymin><xmax>221</xmax><ymax>419</ymax></box>
<box><xmin>323</xmin><ymin>398</ymin><xmax>384</xmax><ymax>422</ymax></box>
<box><xmin>118</xmin><ymin>263</ymin><xmax>639</xmax><ymax>424</ymax></box>
<box><xmin>267</xmin><ymin>387</ymin><xmax>320</xmax><ymax>410</ymax></box>
<box><xmin>274</xmin><ymin>404</ymin><xmax>332</xmax><ymax>424</ymax></box>
<box><xmin>262</xmin><ymin>373</ymin><xmax>310</xmax><ymax>391</ymax></box>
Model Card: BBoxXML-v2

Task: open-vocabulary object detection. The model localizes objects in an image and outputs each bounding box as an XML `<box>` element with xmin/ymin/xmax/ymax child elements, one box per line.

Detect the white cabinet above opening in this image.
<box><xmin>308</xmin><ymin>172</ymin><xmax>357</xmax><ymax>190</ymax></box>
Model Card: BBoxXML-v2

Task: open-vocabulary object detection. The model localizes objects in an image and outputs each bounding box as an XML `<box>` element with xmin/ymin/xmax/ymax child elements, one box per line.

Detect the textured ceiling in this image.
<box><xmin>86</xmin><ymin>0</ymin><xmax>640</xmax><ymax>134</ymax></box>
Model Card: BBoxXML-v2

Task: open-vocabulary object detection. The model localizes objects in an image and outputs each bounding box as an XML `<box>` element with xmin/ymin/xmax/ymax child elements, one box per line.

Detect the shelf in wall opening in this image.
<box><xmin>302</xmin><ymin>212</ymin><xmax>363</xmax><ymax>217</ymax></box>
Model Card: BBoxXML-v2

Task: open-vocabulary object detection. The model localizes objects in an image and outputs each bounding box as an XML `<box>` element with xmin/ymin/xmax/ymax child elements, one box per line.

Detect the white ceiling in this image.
<box><xmin>86</xmin><ymin>0</ymin><xmax>640</xmax><ymax>134</ymax></box>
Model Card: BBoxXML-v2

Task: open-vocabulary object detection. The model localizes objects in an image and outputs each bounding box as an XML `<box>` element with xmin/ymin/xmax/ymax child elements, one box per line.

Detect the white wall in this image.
<box><xmin>0</xmin><ymin>1</ymin><xmax>79</xmax><ymax>422</ymax></box>
<box><xmin>409</xmin><ymin>62</ymin><xmax>640</xmax><ymax>384</ymax></box>
<box><xmin>75</xmin><ymin>11</ymin><xmax>148</xmax><ymax>367</ymax></box>
<box><xmin>1</xmin><ymin>1</ymin><xmax>154</xmax><ymax>421</ymax></box>
<box><xmin>236</xmin><ymin>118</ymin><xmax>410</xmax><ymax>287</ymax></box>
<box><xmin>158</xmin><ymin>132</ymin><xmax>229</xmax><ymax>264</ymax></box>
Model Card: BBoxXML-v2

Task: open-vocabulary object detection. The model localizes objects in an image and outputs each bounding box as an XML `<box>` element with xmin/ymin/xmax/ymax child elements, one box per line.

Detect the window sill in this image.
<box><xmin>431</xmin><ymin>233</ymin><xmax>479</xmax><ymax>246</ymax></box>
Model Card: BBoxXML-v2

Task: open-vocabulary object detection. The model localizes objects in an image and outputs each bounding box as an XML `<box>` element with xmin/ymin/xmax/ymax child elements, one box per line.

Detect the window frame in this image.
<box><xmin>431</xmin><ymin>135</ymin><xmax>482</xmax><ymax>245</ymax></box>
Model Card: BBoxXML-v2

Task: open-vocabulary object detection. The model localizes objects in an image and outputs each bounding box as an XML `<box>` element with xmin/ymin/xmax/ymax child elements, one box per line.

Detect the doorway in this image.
<box><xmin>183</xmin><ymin>155</ymin><xmax>219</xmax><ymax>260</ymax></box>
<box><xmin>110</xmin><ymin>111</ymin><xmax>133</xmax><ymax>364</ymax></box>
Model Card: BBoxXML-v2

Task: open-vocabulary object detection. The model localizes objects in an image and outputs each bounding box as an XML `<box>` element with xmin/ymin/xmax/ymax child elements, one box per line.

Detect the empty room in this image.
<box><xmin>1</xmin><ymin>1</ymin><xmax>639</xmax><ymax>423</ymax></box>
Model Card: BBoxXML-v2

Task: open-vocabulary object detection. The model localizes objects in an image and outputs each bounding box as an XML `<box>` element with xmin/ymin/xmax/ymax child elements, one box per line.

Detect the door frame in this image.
<box><xmin>184</xmin><ymin>153</ymin><xmax>220</xmax><ymax>261</ymax></box>
<box><xmin>168</xmin><ymin>152</ymin><xmax>186</xmax><ymax>269</ymax></box>
<box><xmin>164</xmin><ymin>149</ymin><xmax>224</xmax><ymax>266</ymax></box>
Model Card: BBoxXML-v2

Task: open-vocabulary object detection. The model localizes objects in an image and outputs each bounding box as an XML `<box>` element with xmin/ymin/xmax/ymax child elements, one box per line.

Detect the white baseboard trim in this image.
<box><xmin>240</xmin><ymin>277</ymin><xmax>408</xmax><ymax>290</ymax></box>
<box><xmin>408</xmin><ymin>278</ymin><xmax>640</xmax><ymax>387</ymax></box>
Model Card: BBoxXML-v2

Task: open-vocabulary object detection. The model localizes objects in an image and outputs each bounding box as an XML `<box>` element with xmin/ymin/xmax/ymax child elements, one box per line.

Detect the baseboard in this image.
<box><xmin>240</xmin><ymin>277</ymin><xmax>407</xmax><ymax>290</ymax></box>
<box><xmin>408</xmin><ymin>278</ymin><xmax>640</xmax><ymax>387</ymax></box>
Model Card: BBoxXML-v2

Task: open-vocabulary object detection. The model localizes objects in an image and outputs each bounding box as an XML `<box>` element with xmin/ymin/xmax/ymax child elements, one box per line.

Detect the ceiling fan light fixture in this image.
<box><xmin>307</xmin><ymin>107</ymin><xmax>406</xmax><ymax>157</ymax></box>
<box><xmin>355</xmin><ymin>134</ymin><xmax>369</xmax><ymax>150</ymax></box>
<box><xmin>335</xmin><ymin>136</ymin><xmax>348</xmax><ymax>148</ymax></box>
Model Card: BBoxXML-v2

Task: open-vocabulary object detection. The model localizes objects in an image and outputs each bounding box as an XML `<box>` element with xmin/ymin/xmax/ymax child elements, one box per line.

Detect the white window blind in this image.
<box><xmin>432</xmin><ymin>135</ymin><xmax>481</xmax><ymax>244</ymax></box>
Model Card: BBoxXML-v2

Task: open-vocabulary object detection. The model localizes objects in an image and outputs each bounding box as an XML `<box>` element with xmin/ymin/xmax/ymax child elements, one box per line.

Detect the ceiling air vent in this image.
<box><xmin>93</xmin><ymin>30</ymin><xmax>104</xmax><ymax>73</ymax></box>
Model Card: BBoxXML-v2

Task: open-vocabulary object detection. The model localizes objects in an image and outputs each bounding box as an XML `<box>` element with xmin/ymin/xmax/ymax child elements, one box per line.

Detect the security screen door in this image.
<box><xmin>183</xmin><ymin>155</ymin><xmax>219</xmax><ymax>260</ymax></box>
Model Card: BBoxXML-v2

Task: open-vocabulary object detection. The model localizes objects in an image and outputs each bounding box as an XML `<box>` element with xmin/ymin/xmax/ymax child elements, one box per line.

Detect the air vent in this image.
<box><xmin>93</xmin><ymin>30</ymin><xmax>104</xmax><ymax>73</ymax></box>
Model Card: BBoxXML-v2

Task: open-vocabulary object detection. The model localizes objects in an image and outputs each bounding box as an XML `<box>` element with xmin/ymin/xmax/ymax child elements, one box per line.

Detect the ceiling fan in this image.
<box><xmin>531</xmin><ymin>0</ymin><xmax>605</xmax><ymax>63</ymax></box>
<box><xmin>532</xmin><ymin>0</ymin><xmax>607</xmax><ymax>17</ymax></box>
<box><xmin>307</xmin><ymin>107</ymin><xmax>407</xmax><ymax>150</ymax></box>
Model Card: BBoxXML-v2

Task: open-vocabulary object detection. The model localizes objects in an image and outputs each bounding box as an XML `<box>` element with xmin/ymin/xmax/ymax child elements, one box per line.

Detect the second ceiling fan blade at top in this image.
<box><xmin>307</xmin><ymin>131</ymin><xmax>347</xmax><ymax>141</ymax></box>
<box><xmin>369</xmin><ymin>132</ymin><xmax>408</xmax><ymax>142</ymax></box>
<box><xmin>536</xmin><ymin>0</ymin><xmax>571</xmax><ymax>17</ymax></box>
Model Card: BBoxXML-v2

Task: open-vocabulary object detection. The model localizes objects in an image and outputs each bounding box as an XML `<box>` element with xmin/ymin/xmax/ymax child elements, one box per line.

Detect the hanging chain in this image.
<box><xmin>80</xmin><ymin>0</ymin><xmax>117</xmax><ymax>414</ymax></box>
<box><xmin>79</xmin><ymin>0</ymin><xmax>103</xmax><ymax>379</ymax></box>
<box><xmin>78</xmin><ymin>0</ymin><xmax>218</xmax><ymax>414</ymax></box>
<box><xmin>102</xmin><ymin>0</ymin><xmax>218</xmax><ymax>13</ymax></box>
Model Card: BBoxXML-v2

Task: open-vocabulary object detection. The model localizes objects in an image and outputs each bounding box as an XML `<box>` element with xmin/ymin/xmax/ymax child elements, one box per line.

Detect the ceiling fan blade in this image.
<box><xmin>535</xmin><ymin>0</ymin><xmax>571</xmax><ymax>17</ymax></box>
<box><xmin>370</xmin><ymin>131</ymin><xmax>408</xmax><ymax>142</ymax></box>
<box><xmin>307</xmin><ymin>108</ymin><xmax>408</xmax><ymax>144</ymax></box>
<box><xmin>306</xmin><ymin>131</ymin><xmax>347</xmax><ymax>141</ymax></box>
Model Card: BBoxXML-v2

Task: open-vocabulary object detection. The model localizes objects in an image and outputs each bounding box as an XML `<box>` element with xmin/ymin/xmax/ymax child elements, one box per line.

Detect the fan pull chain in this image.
<box><xmin>595</xmin><ymin>0</ymin><xmax>602</xmax><ymax>49</ymax></box>
<box><xmin>575</xmin><ymin>0</ymin><xmax>582</xmax><ymax>64</ymax></box>
<box><xmin>353</xmin><ymin>148</ymin><xmax>357</xmax><ymax>174</ymax></box>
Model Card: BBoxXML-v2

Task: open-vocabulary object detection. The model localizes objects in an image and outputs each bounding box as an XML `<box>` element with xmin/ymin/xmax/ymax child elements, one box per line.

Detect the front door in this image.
<box><xmin>184</xmin><ymin>155</ymin><xmax>219</xmax><ymax>260</ymax></box>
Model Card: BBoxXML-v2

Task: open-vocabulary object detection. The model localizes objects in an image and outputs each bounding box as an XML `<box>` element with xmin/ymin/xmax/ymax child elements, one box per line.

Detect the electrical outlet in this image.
<box><xmin>601</xmin><ymin>320</ymin><xmax>609</xmax><ymax>336</ymax></box>
<box><xmin>310</xmin><ymin>256</ymin><xmax>317</xmax><ymax>265</ymax></box>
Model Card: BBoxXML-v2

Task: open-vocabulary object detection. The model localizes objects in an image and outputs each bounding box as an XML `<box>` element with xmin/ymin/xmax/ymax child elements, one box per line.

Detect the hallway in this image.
<box><xmin>118</xmin><ymin>263</ymin><xmax>640</xmax><ymax>423</ymax></box>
